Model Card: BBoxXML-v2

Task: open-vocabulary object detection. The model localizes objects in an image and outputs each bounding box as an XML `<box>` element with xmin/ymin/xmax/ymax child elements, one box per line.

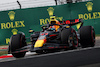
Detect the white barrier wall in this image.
<box><xmin>0</xmin><ymin>0</ymin><xmax>56</xmax><ymax>11</ymax></box>
<box><xmin>0</xmin><ymin>0</ymin><xmax>92</xmax><ymax>11</ymax></box>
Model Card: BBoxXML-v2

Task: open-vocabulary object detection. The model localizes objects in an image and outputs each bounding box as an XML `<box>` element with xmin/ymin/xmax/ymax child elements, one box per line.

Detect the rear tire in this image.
<box><xmin>80</xmin><ymin>26</ymin><xmax>95</xmax><ymax>48</ymax></box>
<box><xmin>9</xmin><ymin>34</ymin><xmax>27</xmax><ymax>58</ymax></box>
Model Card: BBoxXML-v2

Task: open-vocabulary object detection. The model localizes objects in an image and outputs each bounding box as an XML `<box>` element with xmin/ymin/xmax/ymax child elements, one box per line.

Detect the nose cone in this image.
<box><xmin>34</xmin><ymin>40</ymin><xmax>46</xmax><ymax>48</ymax></box>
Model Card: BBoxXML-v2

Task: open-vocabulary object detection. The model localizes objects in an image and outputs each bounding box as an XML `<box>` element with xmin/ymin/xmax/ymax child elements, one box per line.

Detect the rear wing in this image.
<box><xmin>64</xmin><ymin>19</ymin><xmax>83</xmax><ymax>25</ymax></box>
<box><xmin>61</xmin><ymin>19</ymin><xmax>83</xmax><ymax>29</ymax></box>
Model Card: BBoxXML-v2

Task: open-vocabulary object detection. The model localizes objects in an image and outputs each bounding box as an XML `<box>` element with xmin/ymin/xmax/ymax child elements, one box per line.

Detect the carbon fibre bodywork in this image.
<box><xmin>8</xmin><ymin>19</ymin><xmax>95</xmax><ymax>56</ymax></box>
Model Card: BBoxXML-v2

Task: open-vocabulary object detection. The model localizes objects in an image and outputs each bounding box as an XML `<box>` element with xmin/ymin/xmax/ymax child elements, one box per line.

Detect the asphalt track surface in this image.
<box><xmin>0</xmin><ymin>39</ymin><xmax>100</xmax><ymax>67</ymax></box>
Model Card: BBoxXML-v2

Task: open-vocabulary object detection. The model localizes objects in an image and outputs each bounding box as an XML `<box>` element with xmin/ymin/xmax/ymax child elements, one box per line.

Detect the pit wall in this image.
<box><xmin>0</xmin><ymin>0</ymin><xmax>99</xmax><ymax>45</ymax></box>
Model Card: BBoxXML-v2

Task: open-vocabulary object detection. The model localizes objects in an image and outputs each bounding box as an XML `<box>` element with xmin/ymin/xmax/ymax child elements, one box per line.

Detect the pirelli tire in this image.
<box><xmin>61</xmin><ymin>28</ymin><xmax>78</xmax><ymax>49</ymax></box>
<box><xmin>9</xmin><ymin>34</ymin><xmax>27</xmax><ymax>58</ymax></box>
<box><xmin>80</xmin><ymin>26</ymin><xmax>95</xmax><ymax>48</ymax></box>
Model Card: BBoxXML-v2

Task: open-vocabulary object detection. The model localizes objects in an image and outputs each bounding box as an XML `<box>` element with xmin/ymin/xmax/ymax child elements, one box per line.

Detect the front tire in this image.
<box><xmin>61</xmin><ymin>28</ymin><xmax>78</xmax><ymax>49</ymax></box>
<box><xmin>12</xmin><ymin>52</ymin><xmax>26</xmax><ymax>58</ymax></box>
<box><xmin>9</xmin><ymin>34</ymin><xmax>27</xmax><ymax>58</ymax></box>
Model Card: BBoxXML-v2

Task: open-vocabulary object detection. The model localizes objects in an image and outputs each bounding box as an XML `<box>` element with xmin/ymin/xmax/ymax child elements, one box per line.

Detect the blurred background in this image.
<box><xmin>0</xmin><ymin>0</ymin><xmax>92</xmax><ymax>11</ymax></box>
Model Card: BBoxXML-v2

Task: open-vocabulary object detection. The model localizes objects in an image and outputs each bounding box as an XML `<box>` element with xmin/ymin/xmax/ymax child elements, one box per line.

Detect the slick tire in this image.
<box><xmin>80</xmin><ymin>26</ymin><xmax>95</xmax><ymax>48</ymax></box>
<box><xmin>9</xmin><ymin>34</ymin><xmax>27</xmax><ymax>58</ymax></box>
<box><xmin>61</xmin><ymin>28</ymin><xmax>78</xmax><ymax>49</ymax></box>
<box><xmin>12</xmin><ymin>52</ymin><xmax>26</xmax><ymax>58</ymax></box>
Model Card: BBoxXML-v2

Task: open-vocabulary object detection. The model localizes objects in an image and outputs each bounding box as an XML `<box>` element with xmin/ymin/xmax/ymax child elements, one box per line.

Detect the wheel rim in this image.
<box><xmin>73</xmin><ymin>32</ymin><xmax>78</xmax><ymax>48</ymax></box>
<box><xmin>68</xmin><ymin>32</ymin><xmax>78</xmax><ymax>48</ymax></box>
<box><xmin>68</xmin><ymin>34</ymin><xmax>73</xmax><ymax>47</ymax></box>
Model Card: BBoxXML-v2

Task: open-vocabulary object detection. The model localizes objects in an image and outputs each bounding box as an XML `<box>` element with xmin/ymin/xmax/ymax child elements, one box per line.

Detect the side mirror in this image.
<box><xmin>29</xmin><ymin>30</ymin><xmax>34</xmax><ymax>33</ymax></box>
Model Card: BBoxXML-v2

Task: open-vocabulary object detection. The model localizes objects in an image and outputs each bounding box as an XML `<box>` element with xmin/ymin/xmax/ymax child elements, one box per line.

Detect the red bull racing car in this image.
<box><xmin>8</xmin><ymin>18</ymin><xmax>95</xmax><ymax>58</ymax></box>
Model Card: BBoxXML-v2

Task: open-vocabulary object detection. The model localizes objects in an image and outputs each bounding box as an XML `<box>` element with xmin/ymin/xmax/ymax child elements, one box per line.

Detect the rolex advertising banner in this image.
<box><xmin>0</xmin><ymin>0</ymin><xmax>100</xmax><ymax>45</ymax></box>
<box><xmin>0</xmin><ymin>4</ymin><xmax>71</xmax><ymax>45</ymax></box>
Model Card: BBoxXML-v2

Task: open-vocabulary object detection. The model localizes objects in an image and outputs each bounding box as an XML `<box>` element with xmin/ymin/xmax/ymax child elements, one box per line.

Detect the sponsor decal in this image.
<box><xmin>39</xmin><ymin>7</ymin><xmax>63</xmax><ymax>25</ymax></box>
<box><xmin>78</xmin><ymin>2</ymin><xmax>100</xmax><ymax>20</ymax></box>
<box><xmin>0</xmin><ymin>11</ymin><xmax>25</xmax><ymax>44</ymax></box>
<box><xmin>86</xmin><ymin>2</ymin><xmax>93</xmax><ymax>12</ymax></box>
<box><xmin>77</xmin><ymin>2</ymin><xmax>100</xmax><ymax>29</ymax></box>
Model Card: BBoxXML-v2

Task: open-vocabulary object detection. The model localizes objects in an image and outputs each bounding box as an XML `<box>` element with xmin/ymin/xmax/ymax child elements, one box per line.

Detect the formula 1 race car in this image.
<box><xmin>8</xmin><ymin>18</ymin><xmax>95</xmax><ymax>58</ymax></box>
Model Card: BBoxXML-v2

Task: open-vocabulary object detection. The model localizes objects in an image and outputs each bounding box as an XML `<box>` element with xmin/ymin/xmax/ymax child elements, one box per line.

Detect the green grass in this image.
<box><xmin>0</xmin><ymin>45</ymin><xmax>8</xmax><ymax>56</ymax></box>
<box><xmin>96</xmin><ymin>34</ymin><xmax>100</xmax><ymax>37</ymax></box>
<box><xmin>0</xmin><ymin>51</ymin><xmax>8</xmax><ymax>56</ymax></box>
<box><xmin>0</xmin><ymin>45</ymin><xmax>8</xmax><ymax>46</ymax></box>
